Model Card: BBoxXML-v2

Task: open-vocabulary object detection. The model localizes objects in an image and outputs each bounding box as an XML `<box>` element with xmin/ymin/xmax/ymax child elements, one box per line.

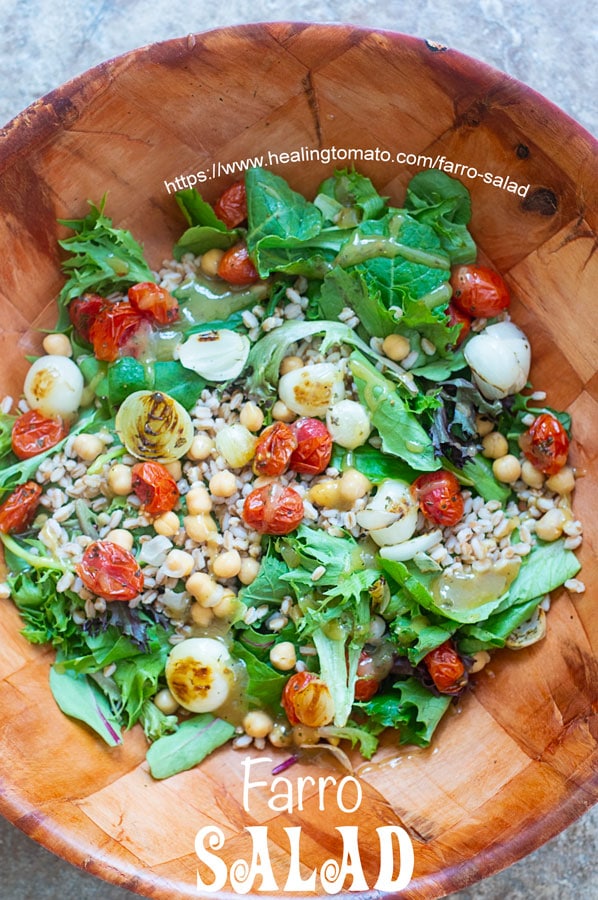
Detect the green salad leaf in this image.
<box><xmin>361</xmin><ymin>678</ymin><xmax>452</xmax><ymax>747</ymax></box>
<box><xmin>146</xmin><ymin>715</ymin><xmax>236</xmax><ymax>779</ymax></box>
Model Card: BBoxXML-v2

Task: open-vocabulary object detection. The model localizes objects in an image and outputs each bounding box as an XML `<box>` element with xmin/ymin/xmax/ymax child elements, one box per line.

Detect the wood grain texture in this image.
<box><xmin>0</xmin><ymin>22</ymin><xmax>597</xmax><ymax>899</ymax></box>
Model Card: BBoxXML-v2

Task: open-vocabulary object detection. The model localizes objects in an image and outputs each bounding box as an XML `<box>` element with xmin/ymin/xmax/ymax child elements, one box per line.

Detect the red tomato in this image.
<box><xmin>519</xmin><ymin>413</ymin><xmax>570</xmax><ymax>475</ymax></box>
<box><xmin>0</xmin><ymin>481</ymin><xmax>43</xmax><ymax>534</ymax></box>
<box><xmin>69</xmin><ymin>293</ymin><xmax>108</xmax><ymax>343</ymax></box>
<box><xmin>89</xmin><ymin>301</ymin><xmax>150</xmax><ymax>362</ymax></box>
<box><xmin>450</xmin><ymin>265</ymin><xmax>510</xmax><ymax>318</ymax></box>
<box><xmin>128</xmin><ymin>282</ymin><xmax>179</xmax><ymax>325</ymax></box>
<box><xmin>289</xmin><ymin>418</ymin><xmax>333</xmax><ymax>475</ymax></box>
<box><xmin>353</xmin><ymin>649</ymin><xmax>381</xmax><ymax>701</ymax></box>
<box><xmin>412</xmin><ymin>470</ymin><xmax>464</xmax><ymax>527</ymax></box>
<box><xmin>281</xmin><ymin>671</ymin><xmax>335</xmax><ymax>727</ymax></box>
<box><xmin>447</xmin><ymin>302</ymin><xmax>472</xmax><ymax>346</ymax></box>
<box><xmin>11</xmin><ymin>410</ymin><xmax>68</xmax><ymax>460</ymax></box>
<box><xmin>77</xmin><ymin>540</ymin><xmax>144</xmax><ymax>601</ymax></box>
<box><xmin>242</xmin><ymin>483</ymin><xmax>304</xmax><ymax>535</ymax></box>
<box><xmin>214</xmin><ymin>181</ymin><xmax>247</xmax><ymax>229</ymax></box>
<box><xmin>424</xmin><ymin>640</ymin><xmax>467</xmax><ymax>695</ymax></box>
<box><xmin>253</xmin><ymin>422</ymin><xmax>297</xmax><ymax>476</ymax></box>
<box><xmin>217</xmin><ymin>243</ymin><xmax>259</xmax><ymax>285</ymax></box>
<box><xmin>131</xmin><ymin>461</ymin><xmax>180</xmax><ymax>515</ymax></box>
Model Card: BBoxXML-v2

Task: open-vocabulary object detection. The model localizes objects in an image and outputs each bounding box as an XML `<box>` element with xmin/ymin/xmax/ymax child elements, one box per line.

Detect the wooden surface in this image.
<box><xmin>0</xmin><ymin>22</ymin><xmax>597</xmax><ymax>899</ymax></box>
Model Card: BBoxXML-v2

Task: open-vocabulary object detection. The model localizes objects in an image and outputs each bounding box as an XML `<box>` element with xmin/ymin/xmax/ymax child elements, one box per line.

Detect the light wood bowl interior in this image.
<box><xmin>0</xmin><ymin>22</ymin><xmax>597</xmax><ymax>899</ymax></box>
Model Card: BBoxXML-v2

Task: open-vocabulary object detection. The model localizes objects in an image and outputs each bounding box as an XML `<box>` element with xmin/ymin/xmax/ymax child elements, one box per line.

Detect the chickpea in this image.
<box><xmin>271</xmin><ymin>400</ymin><xmax>296</xmax><ymax>423</ymax></box>
<box><xmin>238</xmin><ymin>557</ymin><xmax>260</xmax><ymax>585</ymax></box>
<box><xmin>153</xmin><ymin>688</ymin><xmax>179</xmax><ymax>715</ymax></box>
<box><xmin>239</xmin><ymin>401</ymin><xmax>264</xmax><ymax>432</ymax></box>
<box><xmin>492</xmin><ymin>454</ymin><xmax>521</xmax><ymax>483</ymax></box>
<box><xmin>243</xmin><ymin>710</ymin><xmax>274</xmax><ymax>739</ymax></box>
<box><xmin>72</xmin><ymin>433</ymin><xmax>104</xmax><ymax>462</ymax></box>
<box><xmin>42</xmin><ymin>333</ymin><xmax>72</xmax><ymax>357</ymax></box>
<box><xmin>190</xmin><ymin>602</ymin><xmax>214</xmax><ymax>627</ymax></box>
<box><xmin>107</xmin><ymin>463</ymin><xmax>132</xmax><ymax>496</ymax></box>
<box><xmin>187</xmin><ymin>434</ymin><xmax>215</xmax><ymax>461</ymax></box>
<box><xmin>212</xmin><ymin>590</ymin><xmax>238</xmax><ymax>619</ymax></box>
<box><xmin>475</xmin><ymin>415</ymin><xmax>495</xmax><ymax>437</ymax></box>
<box><xmin>482</xmin><ymin>431</ymin><xmax>509</xmax><ymax>459</ymax></box>
<box><xmin>164</xmin><ymin>460</ymin><xmax>182</xmax><ymax>481</ymax></box>
<box><xmin>520</xmin><ymin>459</ymin><xmax>545</xmax><ymax>490</ymax></box>
<box><xmin>308</xmin><ymin>479</ymin><xmax>341</xmax><ymax>509</ymax></box>
<box><xmin>212</xmin><ymin>549</ymin><xmax>242</xmax><ymax>579</ymax></box>
<box><xmin>338</xmin><ymin>468</ymin><xmax>371</xmax><ymax>505</ymax></box>
<box><xmin>184</xmin><ymin>513</ymin><xmax>217</xmax><ymax>543</ymax></box>
<box><xmin>535</xmin><ymin>507</ymin><xmax>566</xmax><ymax>542</ymax></box>
<box><xmin>153</xmin><ymin>510</ymin><xmax>180</xmax><ymax>537</ymax></box>
<box><xmin>186</xmin><ymin>572</ymin><xmax>224</xmax><ymax>607</ymax></box>
<box><xmin>105</xmin><ymin>528</ymin><xmax>134</xmax><ymax>551</ymax></box>
<box><xmin>546</xmin><ymin>465</ymin><xmax>575</xmax><ymax>495</ymax></box>
<box><xmin>200</xmin><ymin>247</ymin><xmax>225</xmax><ymax>277</ymax></box>
<box><xmin>279</xmin><ymin>355</ymin><xmax>304</xmax><ymax>376</ymax></box>
<box><xmin>209</xmin><ymin>470</ymin><xmax>237</xmax><ymax>498</ymax></box>
<box><xmin>269</xmin><ymin>641</ymin><xmax>297</xmax><ymax>671</ymax></box>
<box><xmin>268</xmin><ymin>722</ymin><xmax>293</xmax><ymax>748</ymax></box>
<box><xmin>186</xmin><ymin>485</ymin><xmax>213</xmax><ymax>515</ymax></box>
<box><xmin>469</xmin><ymin>650</ymin><xmax>491</xmax><ymax>674</ymax></box>
<box><xmin>164</xmin><ymin>549</ymin><xmax>194</xmax><ymax>578</ymax></box>
<box><xmin>381</xmin><ymin>333</ymin><xmax>411</xmax><ymax>362</ymax></box>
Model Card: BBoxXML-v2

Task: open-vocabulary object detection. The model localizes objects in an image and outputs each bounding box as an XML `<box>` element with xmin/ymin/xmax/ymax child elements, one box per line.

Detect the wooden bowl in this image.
<box><xmin>1</xmin><ymin>22</ymin><xmax>597</xmax><ymax>899</ymax></box>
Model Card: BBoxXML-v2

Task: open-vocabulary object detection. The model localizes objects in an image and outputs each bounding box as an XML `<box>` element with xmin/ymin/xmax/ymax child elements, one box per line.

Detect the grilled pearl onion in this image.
<box><xmin>115</xmin><ymin>390</ymin><xmax>193</xmax><ymax>462</ymax></box>
<box><xmin>165</xmin><ymin>637</ymin><xmax>234</xmax><ymax>713</ymax></box>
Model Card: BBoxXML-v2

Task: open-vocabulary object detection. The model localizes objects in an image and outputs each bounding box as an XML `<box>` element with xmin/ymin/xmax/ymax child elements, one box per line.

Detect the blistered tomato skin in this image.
<box><xmin>519</xmin><ymin>413</ymin><xmax>570</xmax><ymax>475</ymax></box>
<box><xmin>89</xmin><ymin>301</ymin><xmax>149</xmax><ymax>362</ymax></box>
<box><xmin>450</xmin><ymin>265</ymin><xmax>510</xmax><ymax>318</ymax></box>
<box><xmin>77</xmin><ymin>540</ymin><xmax>144</xmax><ymax>601</ymax></box>
<box><xmin>289</xmin><ymin>418</ymin><xmax>333</xmax><ymax>475</ymax></box>
<box><xmin>242</xmin><ymin>483</ymin><xmax>304</xmax><ymax>535</ymax></box>
<box><xmin>217</xmin><ymin>243</ymin><xmax>259</xmax><ymax>285</ymax></box>
<box><xmin>11</xmin><ymin>410</ymin><xmax>68</xmax><ymax>460</ymax></box>
<box><xmin>447</xmin><ymin>302</ymin><xmax>472</xmax><ymax>346</ymax></box>
<box><xmin>69</xmin><ymin>293</ymin><xmax>107</xmax><ymax>342</ymax></box>
<box><xmin>253</xmin><ymin>422</ymin><xmax>297</xmax><ymax>476</ymax></box>
<box><xmin>214</xmin><ymin>181</ymin><xmax>248</xmax><ymax>229</ymax></box>
<box><xmin>412</xmin><ymin>470</ymin><xmax>464</xmax><ymax>527</ymax></box>
<box><xmin>131</xmin><ymin>461</ymin><xmax>180</xmax><ymax>515</ymax></box>
<box><xmin>282</xmin><ymin>671</ymin><xmax>335</xmax><ymax>727</ymax></box>
<box><xmin>424</xmin><ymin>640</ymin><xmax>467</xmax><ymax>695</ymax></box>
<box><xmin>128</xmin><ymin>282</ymin><xmax>179</xmax><ymax>325</ymax></box>
<box><xmin>0</xmin><ymin>481</ymin><xmax>43</xmax><ymax>534</ymax></box>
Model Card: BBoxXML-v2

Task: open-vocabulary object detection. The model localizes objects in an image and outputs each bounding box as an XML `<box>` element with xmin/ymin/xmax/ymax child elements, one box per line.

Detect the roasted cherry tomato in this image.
<box><xmin>89</xmin><ymin>301</ymin><xmax>150</xmax><ymax>362</ymax></box>
<box><xmin>11</xmin><ymin>409</ymin><xmax>68</xmax><ymax>460</ymax></box>
<box><xmin>217</xmin><ymin>243</ymin><xmax>259</xmax><ymax>285</ymax></box>
<box><xmin>353</xmin><ymin>649</ymin><xmax>381</xmax><ymax>701</ymax></box>
<box><xmin>242</xmin><ymin>482</ymin><xmax>304</xmax><ymax>535</ymax></box>
<box><xmin>253</xmin><ymin>422</ymin><xmax>297</xmax><ymax>476</ymax></box>
<box><xmin>69</xmin><ymin>293</ymin><xmax>108</xmax><ymax>343</ymax></box>
<box><xmin>131</xmin><ymin>461</ymin><xmax>180</xmax><ymax>515</ymax></box>
<box><xmin>128</xmin><ymin>282</ymin><xmax>179</xmax><ymax>325</ymax></box>
<box><xmin>519</xmin><ymin>412</ymin><xmax>570</xmax><ymax>475</ymax></box>
<box><xmin>412</xmin><ymin>470</ymin><xmax>464</xmax><ymax>527</ymax></box>
<box><xmin>282</xmin><ymin>671</ymin><xmax>335</xmax><ymax>727</ymax></box>
<box><xmin>77</xmin><ymin>540</ymin><xmax>144</xmax><ymax>601</ymax></box>
<box><xmin>0</xmin><ymin>481</ymin><xmax>43</xmax><ymax>534</ymax></box>
<box><xmin>289</xmin><ymin>418</ymin><xmax>333</xmax><ymax>475</ymax></box>
<box><xmin>214</xmin><ymin>181</ymin><xmax>247</xmax><ymax>229</ymax></box>
<box><xmin>424</xmin><ymin>640</ymin><xmax>467</xmax><ymax>695</ymax></box>
<box><xmin>447</xmin><ymin>302</ymin><xmax>472</xmax><ymax>346</ymax></box>
<box><xmin>450</xmin><ymin>265</ymin><xmax>510</xmax><ymax>318</ymax></box>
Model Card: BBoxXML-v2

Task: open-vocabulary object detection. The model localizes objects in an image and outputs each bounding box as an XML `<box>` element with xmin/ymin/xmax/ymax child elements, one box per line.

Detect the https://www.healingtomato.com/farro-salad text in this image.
<box><xmin>163</xmin><ymin>145</ymin><xmax>530</xmax><ymax>196</ymax></box>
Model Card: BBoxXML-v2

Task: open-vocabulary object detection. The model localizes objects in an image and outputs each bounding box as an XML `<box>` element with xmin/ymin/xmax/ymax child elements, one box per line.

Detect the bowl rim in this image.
<box><xmin>0</xmin><ymin>20</ymin><xmax>597</xmax><ymax>900</ymax></box>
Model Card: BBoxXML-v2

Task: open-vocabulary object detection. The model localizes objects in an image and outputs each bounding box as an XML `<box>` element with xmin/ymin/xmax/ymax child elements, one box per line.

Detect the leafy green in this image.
<box><xmin>146</xmin><ymin>715</ymin><xmax>236</xmax><ymax>780</ymax></box>
<box><xmin>361</xmin><ymin>678</ymin><xmax>452</xmax><ymax>747</ymax></box>
<box><xmin>112</xmin><ymin>650</ymin><xmax>170</xmax><ymax>727</ymax></box>
<box><xmin>404</xmin><ymin>169</ymin><xmax>477</xmax><ymax>265</ymax></box>
<box><xmin>330</xmin><ymin>443</ymin><xmax>419</xmax><ymax>485</ymax></box>
<box><xmin>49</xmin><ymin>666</ymin><xmax>123</xmax><ymax>747</ymax></box>
<box><xmin>57</xmin><ymin>198</ymin><xmax>154</xmax><ymax>321</ymax></box>
<box><xmin>505</xmin><ymin>538</ymin><xmax>580</xmax><ymax>607</ymax></box>
<box><xmin>238</xmin><ymin>545</ymin><xmax>291</xmax><ymax>608</ymax></box>
<box><xmin>444</xmin><ymin>454</ymin><xmax>511</xmax><ymax>503</ymax></box>
<box><xmin>246</xmin><ymin>166</ymin><xmax>323</xmax><ymax>256</ymax></box>
<box><xmin>174</xmin><ymin>273</ymin><xmax>268</xmax><ymax>326</ymax></box>
<box><xmin>175</xmin><ymin>187</ymin><xmax>228</xmax><ymax>230</ymax></box>
<box><xmin>105</xmin><ymin>357</ymin><xmax>206</xmax><ymax>411</ymax></box>
<box><xmin>138</xmin><ymin>699</ymin><xmax>178</xmax><ymax>742</ymax></box>
<box><xmin>457</xmin><ymin>597</ymin><xmax>543</xmax><ymax>654</ymax></box>
<box><xmin>0</xmin><ymin>411</ymin><xmax>16</xmax><ymax>460</ymax></box>
<box><xmin>430</xmin><ymin>378</ymin><xmax>503</xmax><ymax>466</ymax></box>
<box><xmin>318</xmin><ymin>267</ymin><xmax>398</xmax><ymax>339</ymax></box>
<box><xmin>233</xmin><ymin>641</ymin><xmax>290</xmax><ymax>712</ymax></box>
<box><xmin>318</xmin><ymin>722</ymin><xmax>380</xmax><ymax>759</ymax></box>
<box><xmin>349</xmin><ymin>351</ymin><xmax>439</xmax><ymax>471</ymax></box>
<box><xmin>316</xmin><ymin>169</ymin><xmax>386</xmax><ymax>224</ymax></box>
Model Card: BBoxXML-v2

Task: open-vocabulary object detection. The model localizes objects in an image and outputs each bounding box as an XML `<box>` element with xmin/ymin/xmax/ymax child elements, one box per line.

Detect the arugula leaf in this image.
<box><xmin>49</xmin><ymin>666</ymin><xmax>123</xmax><ymax>747</ymax></box>
<box><xmin>404</xmin><ymin>169</ymin><xmax>477</xmax><ymax>265</ymax></box>
<box><xmin>349</xmin><ymin>351</ymin><xmax>439</xmax><ymax>472</ymax></box>
<box><xmin>361</xmin><ymin>677</ymin><xmax>451</xmax><ymax>747</ymax></box>
<box><xmin>57</xmin><ymin>198</ymin><xmax>154</xmax><ymax>319</ymax></box>
<box><xmin>146</xmin><ymin>715</ymin><xmax>235</xmax><ymax>779</ymax></box>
